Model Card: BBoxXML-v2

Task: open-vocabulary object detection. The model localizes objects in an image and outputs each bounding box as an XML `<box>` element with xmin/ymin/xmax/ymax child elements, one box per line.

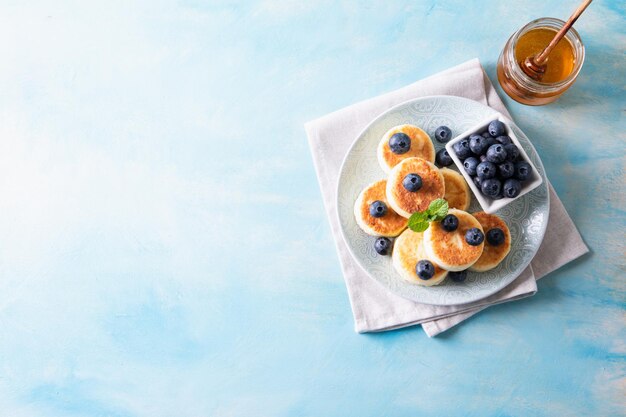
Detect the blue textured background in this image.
<box><xmin>0</xmin><ymin>1</ymin><xmax>624</xmax><ymax>416</ymax></box>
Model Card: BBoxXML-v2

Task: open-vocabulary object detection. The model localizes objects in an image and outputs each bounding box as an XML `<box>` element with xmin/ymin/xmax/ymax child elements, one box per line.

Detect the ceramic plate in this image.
<box><xmin>336</xmin><ymin>95</ymin><xmax>549</xmax><ymax>306</ymax></box>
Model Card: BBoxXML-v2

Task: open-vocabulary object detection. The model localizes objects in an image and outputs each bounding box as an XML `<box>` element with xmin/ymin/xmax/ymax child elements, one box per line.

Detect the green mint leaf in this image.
<box><xmin>408</xmin><ymin>199</ymin><xmax>449</xmax><ymax>232</ymax></box>
<box><xmin>427</xmin><ymin>198</ymin><xmax>449</xmax><ymax>221</ymax></box>
<box><xmin>408</xmin><ymin>211</ymin><xmax>429</xmax><ymax>231</ymax></box>
<box><xmin>410</xmin><ymin>221</ymin><xmax>429</xmax><ymax>233</ymax></box>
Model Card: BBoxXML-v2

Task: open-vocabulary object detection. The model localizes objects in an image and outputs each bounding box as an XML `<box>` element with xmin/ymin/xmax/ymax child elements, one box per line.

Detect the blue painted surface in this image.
<box><xmin>0</xmin><ymin>1</ymin><xmax>624</xmax><ymax>416</ymax></box>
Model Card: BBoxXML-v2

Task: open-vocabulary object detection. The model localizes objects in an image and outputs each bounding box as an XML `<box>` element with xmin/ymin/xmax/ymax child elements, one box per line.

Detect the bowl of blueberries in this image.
<box><xmin>445</xmin><ymin>115</ymin><xmax>543</xmax><ymax>214</ymax></box>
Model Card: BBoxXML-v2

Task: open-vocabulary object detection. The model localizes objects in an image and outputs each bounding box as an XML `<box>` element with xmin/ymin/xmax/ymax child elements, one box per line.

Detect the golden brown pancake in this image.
<box><xmin>386</xmin><ymin>157</ymin><xmax>445</xmax><ymax>218</ymax></box>
<box><xmin>377</xmin><ymin>124</ymin><xmax>435</xmax><ymax>174</ymax></box>
<box><xmin>423</xmin><ymin>209</ymin><xmax>484</xmax><ymax>271</ymax></box>
<box><xmin>441</xmin><ymin>168</ymin><xmax>471</xmax><ymax>211</ymax></box>
<box><xmin>470</xmin><ymin>212</ymin><xmax>511</xmax><ymax>272</ymax></box>
<box><xmin>392</xmin><ymin>229</ymin><xmax>448</xmax><ymax>286</ymax></box>
<box><xmin>353</xmin><ymin>180</ymin><xmax>408</xmax><ymax>237</ymax></box>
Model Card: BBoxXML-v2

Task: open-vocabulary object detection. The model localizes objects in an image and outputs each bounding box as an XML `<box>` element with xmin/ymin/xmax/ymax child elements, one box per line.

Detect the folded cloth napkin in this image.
<box><xmin>304</xmin><ymin>58</ymin><xmax>589</xmax><ymax>337</ymax></box>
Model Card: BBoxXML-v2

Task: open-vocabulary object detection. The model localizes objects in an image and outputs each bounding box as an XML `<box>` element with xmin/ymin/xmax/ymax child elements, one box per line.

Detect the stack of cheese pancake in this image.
<box><xmin>353</xmin><ymin>124</ymin><xmax>511</xmax><ymax>286</ymax></box>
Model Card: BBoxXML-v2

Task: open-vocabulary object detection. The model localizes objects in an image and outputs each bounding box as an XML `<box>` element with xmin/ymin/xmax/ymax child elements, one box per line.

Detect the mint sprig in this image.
<box><xmin>408</xmin><ymin>198</ymin><xmax>449</xmax><ymax>232</ymax></box>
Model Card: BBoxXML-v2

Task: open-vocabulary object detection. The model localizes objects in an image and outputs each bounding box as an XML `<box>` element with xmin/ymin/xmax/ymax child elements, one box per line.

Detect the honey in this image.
<box><xmin>514</xmin><ymin>28</ymin><xmax>576</xmax><ymax>83</ymax></box>
<box><xmin>497</xmin><ymin>18</ymin><xmax>585</xmax><ymax>105</ymax></box>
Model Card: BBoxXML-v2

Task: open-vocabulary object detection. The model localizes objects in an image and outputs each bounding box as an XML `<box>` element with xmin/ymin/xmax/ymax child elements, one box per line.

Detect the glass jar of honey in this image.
<box><xmin>497</xmin><ymin>17</ymin><xmax>585</xmax><ymax>105</ymax></box>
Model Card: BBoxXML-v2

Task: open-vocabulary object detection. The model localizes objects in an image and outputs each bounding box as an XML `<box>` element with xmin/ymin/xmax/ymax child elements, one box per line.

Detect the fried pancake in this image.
<box><xmin>392</xmin><ymin>228</ymin><xmax>448</xmax><ymax>286</ymax></box>
<box><xmin>386</xmin><ymin>157</ymin><xmax>445</xmax><ymax>218</ymax></box>
<box><xmin>354</xmin><ymin>180</ymin><xmax>408</xmax><ymax>237</ymax></box>
<box><xmin>470</xmin><ymin>212</ymin><xmax>511</xmax><ymax>272</ymax></box>
<box><xmin>377</xmin><ymin>124</ymin><xmax>435</xmax><ymax>174</ymax></box>
<box><xmin>423</xmin><ymin>209</ymin><xmax>484</xmax><ymax>271</ymax></box>
<box><xmin>441</xmin><ymin>168</ymin><xmax>471</xmax><ymax>211</ymax></box>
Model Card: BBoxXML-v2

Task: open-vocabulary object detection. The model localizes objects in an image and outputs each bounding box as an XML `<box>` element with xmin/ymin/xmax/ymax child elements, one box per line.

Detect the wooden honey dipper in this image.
<box><xmin>521</xmin><ymin>0</ymin><xmax>592</xmax><ymax>81</ymax></box>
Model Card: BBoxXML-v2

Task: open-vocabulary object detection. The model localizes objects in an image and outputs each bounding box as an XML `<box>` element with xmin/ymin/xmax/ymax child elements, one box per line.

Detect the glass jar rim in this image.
<box><xmin>508</xmin><ymin>17</ymin><xmax>585</xmax><ymax>91</ymax></box>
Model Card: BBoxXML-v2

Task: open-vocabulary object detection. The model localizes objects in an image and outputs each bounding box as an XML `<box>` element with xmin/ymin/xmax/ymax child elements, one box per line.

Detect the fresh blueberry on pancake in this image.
<box><xmin>486</xmin><ymin>228</ymin><xmax>505</xmax><ymax>246</ymax></box>
<box><xmin>392</xmin><ymin>229</ymin><xmax>448</xmax><ymax>286</ymax></box>
<box><xmin>369</xmin><ymin>200</ymin><xmax>387</xmax><ymax>218</ymax></box>
<box><xmin>386</xmin><ymin>157</ymin><xmax>445</xmax><ymax>218</ymax></box>
<box><xmin>354</xmin><ymin>180</ymin><xmax>408</xmax><ymax>237</ymax></box>
<box><xmin>423</xmin><ymin>209</ymin><xmax>484</xmax><ymax>271</ymax></box>
<box><xmin>442</xmin><ymin>214</ymin><xmax>459</xmax><ymax>232</ymax></box>
<box><xmin>403</xmin><ymin>173</ymin><xmax>423</xmax><ymax>192</ymax></box>
<box><xmin>465</xmin><ymin>228</ymin><xmax>485</xmax><ymax>246</ymax></box>
<box><xmin>389</xmin><ymin>133</ymin><xmax>411</xmax><ymax>154</ymax></box>
<box><xmin>416</xmin><ymin>260</ymin><xmax>435</xmax><ymax>280</ymax></box>
<box><xmin>377</xmin><ymin>124</ymin><xmax>435</xmax><ymax>174</ymax></box>
<box><xmin>470</xmin><ymin>212</ymin><xmax>512</xmax><ymax>272</ymax></box>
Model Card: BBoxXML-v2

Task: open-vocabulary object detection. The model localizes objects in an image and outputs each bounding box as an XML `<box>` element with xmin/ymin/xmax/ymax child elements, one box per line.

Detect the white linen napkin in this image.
<box><xmin>304</xmin><ymin>59</ymin><xmax>588</xmax><ymax>337</ymax></box>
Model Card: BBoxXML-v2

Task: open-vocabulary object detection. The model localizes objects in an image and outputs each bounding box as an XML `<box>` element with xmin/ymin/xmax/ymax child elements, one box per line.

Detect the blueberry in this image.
<box><xmin>476</xmin><ymin>161</ymin><xmax>497</xmax><ymax>179</ymax></box>
<box><xmin>496</xmin><ymin>135</ymin><xmax>513</xmax><ymax>146</ymax></box>
<box><xmin>403</xmin><ymin>173</ymin><xmax>423</xmax><ymax>192</ymax></box>
<box><xmin>374</xmin><ymin>237</ymin><xmax>392</xmax><ymax>255</ymax></box>
<box><xmin>514</xmin><ymin>161</ymin><xmax>532</xmax><ymax>181</ymax></box>
<box><xmin>369</xmin><ymin>200</ymin><xmax>387</xmax><ymax>217</ymax></box>
<box><xmin>434</xmin><ymin>126</ymin><xmax>452</xmax><ymax>143</ymax></box>
<box><xmin>469</xmin><ymin>134</ymin><xmax>494</xmax><ymax>155</ymax></box>
<box><xmin>504</xmin><ymin>143</ymin><xmax>520</xmax><ymax>161</ymax></box>
<box><xmin>465</xmin><ymin>228</ymin><xmax>485</xmax><ymax>246</ymax></box>
<box><xmin>389</xmin><ymin>132</ymin><xmax>411</xmax><ymax>154</ymax></box>
<box><xmin>488</xmin><ymin>120</ymin><xmax>506</xmax><ymax>137</ymax></box>
<box><xmin>473</xmin><ymin>176</ymin><xmax>483</xmax><ymax>189</ymax></box>
<box><xmin>486</xmin><ymin>228</ymin><xmax>505</xmax><ymax>246</ymax></box>
<box><xmin>435</xmin><ymin>148</ymin><xmax>453</xmax><ymax>167</ymax></box>
<box><xmin>479</xmin><ymin>154</ymin><xmax>487</xmax><ymax>162</ymax></box>
<box><xmin>452</xmin><ymin>139</ymin><xmax>472</xmax><ymax>160</ymax></box>
<box><xmin>503</xmin><ymin>178</ymin><xmax>522</xmax><ymax>198</ymax></box>
<box><xmin>448</xmin><ymin>270</ymin><xmax>467</xmax><ymax>282</ymax></box>
<box><xmin>498</xmin><ymin>161</ymin><xmax>515</xmax><ymax>179</ymax></box>
<box><xmin>463</xmin><ymin>157</ymin><xmax>479</xmax><ymax>176</ymax></box>
<box><xmin>481</xmin><ymin>131</ymin><xmax>491</xmax><ymax>139</ymax></box>
<box><xmin>416</xmin><ymin>260</ymin><xmax>435</xmax><ymax>280</ymax></box>
<box><xmin>486</xmin><ymin>144</ymin><xmax>507</xmax><ymax>164</ymax></box>
<box><xmin>481</xmin><ymin>178</ymin><xmax>502</xmax><ymax>198</ymax></box>
<box><xmin>468</xmin><ymin>134</ymin><xmax>484</xmax><ymax>154</ymax></box>
<box><xmin>442</xmin><ymin>214</ymin><xmax>459</xmax><ymax>232</ymax></box>
<box><xmin>492</xmin><ymin>190</ymin><xmax>505</xmax><ymax>200</ymax></box>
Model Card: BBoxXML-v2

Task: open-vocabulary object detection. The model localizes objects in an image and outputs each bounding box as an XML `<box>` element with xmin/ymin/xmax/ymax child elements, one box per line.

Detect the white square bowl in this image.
<box><xmin>445</xmin><ymin>114</ymin><xmax>543</xmax><ymax>214</ymax></box>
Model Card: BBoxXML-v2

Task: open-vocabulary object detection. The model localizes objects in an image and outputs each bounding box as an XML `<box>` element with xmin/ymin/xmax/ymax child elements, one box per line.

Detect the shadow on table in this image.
<box><xmin>436</xmin><ymin>250</ymin><xmax>592</xmax><ymax>340</ymax></box>
<box><xmin>360</xmin><ymin>251</ymin><xmax>592</xmax><ymax>341</ymax></box>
